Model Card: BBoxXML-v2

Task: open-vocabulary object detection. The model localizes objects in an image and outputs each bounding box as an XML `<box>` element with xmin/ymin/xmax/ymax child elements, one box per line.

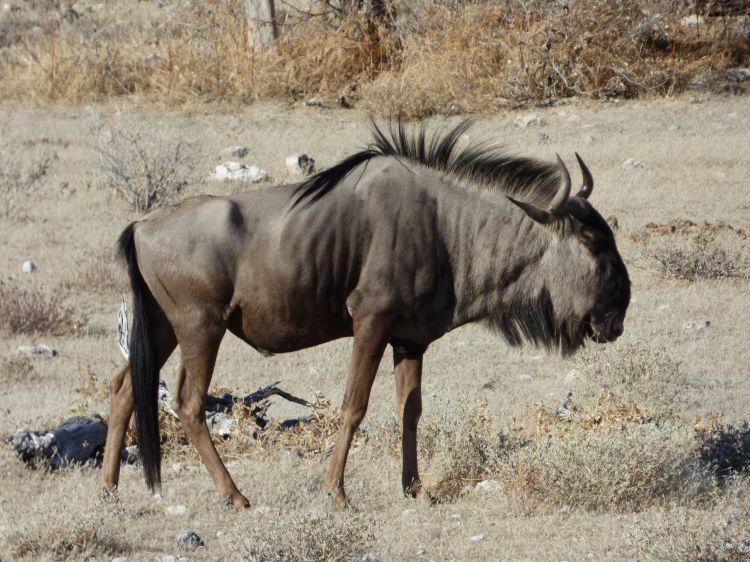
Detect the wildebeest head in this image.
<box><xmin>508</xmin><ymin>155</ymin><xmax>631</xmax><ymax>353</ymax></box>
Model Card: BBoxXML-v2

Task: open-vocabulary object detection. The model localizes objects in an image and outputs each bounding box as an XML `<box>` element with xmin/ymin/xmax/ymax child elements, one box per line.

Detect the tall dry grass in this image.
<box><xmin>0</xmin><ymin>1</ymin><xmax>747</xmax><ymax>116</ymax></box>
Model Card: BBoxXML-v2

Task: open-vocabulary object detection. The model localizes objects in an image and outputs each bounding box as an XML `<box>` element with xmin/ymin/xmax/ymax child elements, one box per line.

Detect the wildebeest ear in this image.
<box><xmin>508</xmin><ymin>196</ymin><xmax>554</xmax><ymax>224</ymax></box>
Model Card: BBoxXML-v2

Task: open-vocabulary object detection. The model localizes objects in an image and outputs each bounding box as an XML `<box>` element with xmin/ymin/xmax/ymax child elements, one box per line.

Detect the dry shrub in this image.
<box><xmin>92</xmin><ymin>121</ymin><xmax>194</xmax><ymax>212</ymax></box>
<box><xmin>502</xmin><ymin>423</ymin><xmax>706</xmax><ymax>513</ymax></box>
<box><xmin>231</xmin><ymin>513</ymin><xmax>375</xmax><ymax>562</ymax></box>
<box><xmin>0</xmin><ymin>281</ymin><xmax>81</xmax><ymax>335</ymax></box>
<box><xmin>6</xmin><ymin>509</ymin><xmax>127</xmax><ymax>560</ymax></box>
<box><xmin>634</xmin><ymin>482</ymin><xmax>750</xmax><ymax>562</ymax></box>
<box><xmin>0</xmin><ymin>1</ymin><xmax>747</xmax><ymax>114</ymax></box>
<box><xmin>697</xmin><ymin>420</ymin><xmax>750</xmax><ymax>484</ymax></box>
<box><xmin>648</xmin><ymin>239</ymin><xmax>748</xmax><ymax>280</ymax></box>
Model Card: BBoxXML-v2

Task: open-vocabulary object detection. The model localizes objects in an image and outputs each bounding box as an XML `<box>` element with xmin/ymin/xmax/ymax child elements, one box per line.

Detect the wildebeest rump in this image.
<box><xmin>100</xmin><ymin>121</ymin><xmax>631</xmax><ymax>509</ymax></box>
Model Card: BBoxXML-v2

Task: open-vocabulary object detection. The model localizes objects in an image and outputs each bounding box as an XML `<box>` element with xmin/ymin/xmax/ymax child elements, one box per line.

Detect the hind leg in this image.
<box><xmin>100</xmin><ymin>313</ymin><xmax>176</xmax><ymax>497</ymax></box>
<box><xmin>394</xmin><ymin>345</ymin><xmax>424</xmax><ymax>498</ymax></box>
<box><xmin>173</xmin><ymin>330</ymin><xmax>249</xmax><ymax>510</ymax></box>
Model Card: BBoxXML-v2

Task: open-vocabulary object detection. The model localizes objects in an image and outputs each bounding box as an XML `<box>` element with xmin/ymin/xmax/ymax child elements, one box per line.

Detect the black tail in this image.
<box><xmin>117</xmin><ymin>223</ymin><xmax>161</xmax><ymax>491</ymax></box>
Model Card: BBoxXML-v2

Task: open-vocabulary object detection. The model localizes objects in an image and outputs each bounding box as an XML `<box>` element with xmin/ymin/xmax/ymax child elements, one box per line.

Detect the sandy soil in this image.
<box><xmin>0</xmin><ymin>95</ymin><xmax>749</xmax><ymax>560</ymax></box>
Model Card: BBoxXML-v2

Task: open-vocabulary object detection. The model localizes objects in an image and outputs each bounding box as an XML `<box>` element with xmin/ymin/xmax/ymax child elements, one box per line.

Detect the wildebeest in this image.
<box><xmin>100</xmin><ymin>121</ymin><xmax>630</xmax><ymax>509</ymax></box>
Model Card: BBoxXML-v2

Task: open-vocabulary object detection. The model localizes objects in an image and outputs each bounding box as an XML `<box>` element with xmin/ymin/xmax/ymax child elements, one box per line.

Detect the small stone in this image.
<box><xmin>286</xmin><ymin>154</ymin><xmax>316</xmax><ymax>177</ymax></box>
<box><xmin>685</xmin><ymin>320</ymin><xmax>710</xmax><ymax>330</ymax></box>
<box><xmin>22</xmin><ymin>260</ymin><xmax>37</xmax><ymax>273</ymax></box>
<box><xmin>727</xmin><ymin>68</ymin><xmax>750</xmax><ymax>82</ymax></box>
<box><xmin>112</xmin><ymin>558</ymin><xmax>129</xmax><ymax>562</ymax></box>
<box><xmin>16</xmin><ymin>345</ymin><xmax>57</xmax><ymax>357</ymax></box>
<box><xmin>162</xmin><ymin>556</ymin><xmax>188</xmax><ymax>562</ymax></box>
<box><xmin>474</xmin><ymin>479</ymin><xmax>503</xmax><ymax>494</ymax></box>
<box><xmin>470</xmin><ymin>533</ymin><xmax>486</xmax><ymax>542</ymax></box>
<box><xmin>304</xmin><ymin>97</ymin><xmax>322</xmax><ymax>107</ymax></box>
<box><xmin>176</xmin><ymin>531</ymin><xmax>204</xmax><ymax>551</ymax></box>
<box><xmin>227</xmin><ymin>146</ymin><xmax>249</xmax><ymax>158</ymax></box>
<box><xmin>402</xmin><ymin>508</ymin><xmax>416</xmax><ymax>517</ymax></box>
<box><xmin>621</xmin><ymin>158</ymin><xmax>645</xmax><ymax>170</ymax></box>
<box><xmin>514</xmin><ymin>114</ymin><xmax>543</xmax><ymax>128</ymax></box>
<box><xmin>361</xmin><ymin>554</ymin><xmax>379</xmax><ymax>562</ymax></box>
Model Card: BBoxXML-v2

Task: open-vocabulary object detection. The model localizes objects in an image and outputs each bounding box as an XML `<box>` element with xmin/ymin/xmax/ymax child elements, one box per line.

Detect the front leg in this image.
<box><xmin>324</xmin><ymin>313</ymin><xmax>391</xmax><ymax>509</ymax></box>
<box><xmin>393</xmin><ymin>344</ymin><xmax>424</xmax><ymax>498</ymax></box>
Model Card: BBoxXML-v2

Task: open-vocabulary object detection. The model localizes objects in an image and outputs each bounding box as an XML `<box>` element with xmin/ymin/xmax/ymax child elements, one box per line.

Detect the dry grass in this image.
<box><xmin>0</xmin><ymin>281</ymin><xmax>81</xmax><ymax>335</ymax></box>
<box><xmin>0</xmin><ymin>1</ymin><xmax>747</xmax><ymax>116</ymax></box>
<box><xmin>60</xmin><ymin>251</ymin><xmax>127</xmax><ymax>296</ymax></box>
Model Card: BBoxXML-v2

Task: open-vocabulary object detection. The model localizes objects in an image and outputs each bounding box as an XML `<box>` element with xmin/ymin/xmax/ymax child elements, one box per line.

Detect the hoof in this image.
<box><xmin>221</xmin><ymin>493</ymin><xmax>251</xmax><ymax>511</ymax></box>
<box><xmin>98</xmin><ymin>487</ymin><xmax>119</xmax><ymax>505</ymax></box>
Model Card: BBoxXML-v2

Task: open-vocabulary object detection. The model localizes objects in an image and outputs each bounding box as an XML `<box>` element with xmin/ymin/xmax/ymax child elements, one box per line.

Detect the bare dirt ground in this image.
<box><xmin>1</xmin><ymin>94</ymin><xmax>749</xmax><ymax>561</ymax></box>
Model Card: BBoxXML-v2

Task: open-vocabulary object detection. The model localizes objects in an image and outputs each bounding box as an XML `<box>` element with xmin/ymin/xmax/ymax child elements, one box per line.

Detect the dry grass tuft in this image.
<box><xmin>634</xmin><ymin>483</ymin><xmax>750</xmax><ymax>561</ymax></box>
<box><xmin>6</xmin><ymin>509</ymin><xmax>128</xmax><ymax>560</ymax></box>
<box><xmin>232</xmin><ymin>512</ymin><xmax>375</xmax><ymax>562</ymax></box>
<box><xmin>0</xmin><ymin>1</ymin><xmax>747</xmax><ymax>115</ymax></box>
<box><xmin>0</xmin><ymin>281</ymin><xmax>82</xmax><ymax>335</ymax></box>
<box><xmin>648</xmin><ymin>240</ymin><xmax>748</xmax><ymax>280</ymax></box>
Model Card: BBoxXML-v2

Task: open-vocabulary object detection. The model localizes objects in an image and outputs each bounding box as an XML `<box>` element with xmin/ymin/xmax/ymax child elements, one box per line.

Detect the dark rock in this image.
<box><xmin>176</xmin><ymin>531</ymin><xmax>204</xmax><ymax>551</ymax></box>
<box><xmin>8</xmin><ymin>415</ymin><xmax>107</xmax><ymax>468</ymax></box>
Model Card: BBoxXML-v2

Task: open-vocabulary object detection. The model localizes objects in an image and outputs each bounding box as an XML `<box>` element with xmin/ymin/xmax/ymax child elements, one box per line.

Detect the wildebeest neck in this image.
<box><xmin>436</xmin><ymin>188</ymin><xmax>549</xmax><ymax>331</ymax></box>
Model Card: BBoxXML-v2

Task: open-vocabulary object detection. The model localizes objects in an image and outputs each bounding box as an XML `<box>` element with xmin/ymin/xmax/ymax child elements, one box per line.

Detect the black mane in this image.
<box><xmin>291</xmin><ymin>120</ymin><xmax>562</xmax><ymax>209</ymax></box>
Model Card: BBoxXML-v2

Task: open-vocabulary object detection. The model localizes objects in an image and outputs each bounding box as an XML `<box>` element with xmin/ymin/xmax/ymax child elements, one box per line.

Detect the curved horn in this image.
<box><xmin>550</xmin><ymin>154</ymin><xmax>571</xmax><ymax>212</ymax></box>
<box><xmin>575</xmin><ymin>152</ymin><xmax>593</xmax><ymax>199</ymax></box>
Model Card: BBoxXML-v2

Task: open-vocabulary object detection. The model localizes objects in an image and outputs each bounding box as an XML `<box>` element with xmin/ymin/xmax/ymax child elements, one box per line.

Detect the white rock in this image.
<box><xmin>286</xmin><ymin>154</ymin><xmax>315</xmax><ymax>177</ymax></box>
<box><xmin>514</xmin><ymin>114</ymin><xmax>544</xmax><ymax>128</ymax></box>
<box><xmin>304</xmin><ymin>97</ymin><xmax>322</xmax><ymax>107</ymax></box>
<box><xmin>621</xmin><ymin>158</ymin><xmax>645</xmax><ymax>170</ymax></box>
<box><xmin>211</xmin><ymin>162</ymin><xmax>267</xmax><ymax>182</ymax></box>
<box><xmin>474</xmin><ymin>479</ymin><xmax>503</xmax><ymax>494</ymax></box>
<box><xmin>22</xmin><ymin>260</ymin><xmax>37</xmax><ymax>273</ymax></box>
<box><xmin>17</xmin><ymin>345</ymin><xmax>57</xmax><ymax>357</ymax></box>
<box><xmin>685</xmin><ymin>320</ymin><xmax>710</xmax><ymax>330</ymax></box>
<box><xmin>681</xmin><ymin>14</ymin><xmax>705</xmax><ymax>26</ymax></box>
<box><xmin>112</xmin><ymin>558</ymin><xmax>129</xmax><ymax>562</ymax></box>
<box><xmin>166</xmin><ymin>505</ymin><xmax>188</xmax><ymax>516</ymax></box>
<box><xmin>402</xmin><ymin>508</ymin><xmax>416</xmax><ymax>517</ymax></box>
<box><xmin>470</xmin><ymin>533</ymin><xmax>486</xmax><ymax>542</ymax></box>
